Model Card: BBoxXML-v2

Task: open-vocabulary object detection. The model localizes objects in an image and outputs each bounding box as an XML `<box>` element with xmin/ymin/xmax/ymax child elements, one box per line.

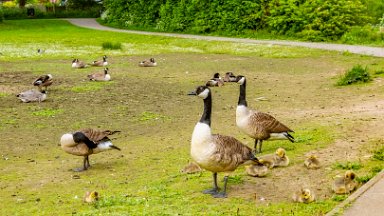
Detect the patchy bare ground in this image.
<box><xmin>0</xmin><ymin>53</ymin><xmax>383</xmax><ymax>214</ymax></box>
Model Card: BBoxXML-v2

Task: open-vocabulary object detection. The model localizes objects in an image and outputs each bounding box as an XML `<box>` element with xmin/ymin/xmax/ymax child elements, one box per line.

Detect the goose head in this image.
<box><xmin>236</xmin><ymin>75</ymin><xmax>246</xmax><ymax>85</ymax></box>
<box><xmin>345</xmin><ymin>170</ymin><xmax>356</xmax><ymax>180</ymax></box>
<box><xmin>301</xmin><ymin>188</ymin><xmax>312</xmax><ymax>200</ymax></box>
<box><xmin>275</xmin><ymin>148</ymin><xmax>286</xmax><ymax>158</ymax></box>
<box><xmin>188</xmin><ymin>85</ymin><xmax>210</xmax><ymax>99</ymax></box>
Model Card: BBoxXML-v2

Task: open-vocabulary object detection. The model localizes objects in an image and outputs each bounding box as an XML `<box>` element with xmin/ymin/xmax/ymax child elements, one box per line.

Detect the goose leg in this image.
<box><xmin>203</xmin><ymin>172</ymin><xmax>219</xmax><ymax>195</ymax></box>
<box><xmin>258</xmin><ymin>140</ymin><xmax>263</xmax><ymax>153</ymax></box>
<box><xmin>85</xmin><ymin>155</ymin><xmax>90</xmax><ymax>169</ymax></box>
<box><xmin>253</xmin><ymin>139</ymin><xmax>259</xmax><ymax>154</ymax></box>
<box><xmin>213</xmin><ymin>176</ymin><xmax>228</xmax><ymax>198</ymax></box>
<box><xmin>73</xmin><ymin>156</ymin><xmax>89</xmax><ymax>172</ymax></box>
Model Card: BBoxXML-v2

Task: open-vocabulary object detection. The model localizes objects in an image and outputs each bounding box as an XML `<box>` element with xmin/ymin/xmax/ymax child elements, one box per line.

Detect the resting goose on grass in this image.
<box><xmin>235</xmin><ymin>75</ymin><xmax>295</xmax><ymax>153</ymax></box>
<box><xmin>32</xmin><ymin>74</ymin><xmax>53</xmax><ymax>92</ymax></box>
<box><xmin>16</xmin><ymin>89</ymin><xmax>46</xmax><ymax>103</ymax></box>
<box><xmin>189</xmin><ymin>85</ymin><xmax>260</xmax><ymax>198</ymax></box>
<box><xmin>72</xmin><ymin>59</ymin><xmax>87</xmax><ymax>68</ymax></box>
<box><xmin>90</xmin><ymin>55</ymin><xmax>108</xmax><ymax>67</ymax></box>
<box><xmin>60</xmin><ymin>128</ymin><xmax>121</xmax><ymax>172</ymax></box>
<box><xmin>205</xmin><ymin>73</ymin><xmax>224</xmax><ymax>87</ymax></box>
<box><xmin>87</xmin><ymin>68</ymin><xmax>111</xmax><ymax>81</ymax></box>
<box><xmin>223</xmin><ymin>72</ymin><xmax>237</xmax><ymax>82</ymax></box>
<box><xmin>138</xmin><ymin>58</ymin><xmax>157</xmax><ymax>67</ymax></box>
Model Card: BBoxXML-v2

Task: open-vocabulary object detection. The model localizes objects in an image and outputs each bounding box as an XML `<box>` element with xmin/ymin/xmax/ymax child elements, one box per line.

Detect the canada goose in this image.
<box><xmin>139</xmin><ymin>58</ymin><xmax>157</xmax><ymax>67</ymax></box>
<box><xmin>259</xmin><ymin>147</ymin><xmax>289</xmax><ymax>168</ymax></box>
<box><xmin>37</xmin><ymin>49</ymin><xmax>45</xmax><ymax>54</ymax></box>
<box><xmin>236</xmin><ymin>75</ymin><xmax>295</xmax><ymax>153</ymax></box>
<box><xmin>60</xmin><ymin>128</ymin><xmax>121</xmax><ymax>171</ymax></box>
<box><xmin>245</xmin><ymin>162</ymin><xmax>269</xmax><ymax>177</ymax></box>
<box><xmin>206</xmin><ymin>73</ymin><xmax>224</xmax><ymax>87</ymax></box>
<box><xmin>181</xmin><ymin>161</ymin><xmax>202</xmax><ymax>174</ymax></box>
<box><xmin>90</xmin><ymin>55</ymin><xmax>108</xmax><ymax>67</ymax></box>
<box><xmin>32</xmin><ymin>74</ymin><xmax>53</xmax><ymax>91</ymax></box>
<box><xmin>223</xmin><ymin>72</ymin><xmax>237</xmax><ymax>82</ymax></box>
<box><xmin>84</xmin><ymin>191</ymin><xmax>99</xmax><ymax>203</ymax></box>
<box><xmin>72</xmin><ymin>59</ymin><xmax>86</xmax><ymax>68</ymax></box>
<box><xmin>16</xmin><ymin>89</ymin><xmax>47</xmax><ymax>103</ymax></box>
<box><xmin>189</xmin><ymin>85</ymin><xmax>260</xmax><ymax>198</ymax></box>
<box><xmin>304</xmin><ymin>155</ymin><xmax>321</xmax><ymax>169</ymax></box>
<box><xmin>87</xmin><ymin>68</ymin><xmax>111</xmax><ymax>81</ymax></box>
<box><xmin>292</xmin><ymin>188</ymin><xmax>316</xmax><ymax>203</ymax></box>
<box><xmin>332</xmin><ymin>170</ymin><xmax>359</xmax><ymax>194</ymax></box>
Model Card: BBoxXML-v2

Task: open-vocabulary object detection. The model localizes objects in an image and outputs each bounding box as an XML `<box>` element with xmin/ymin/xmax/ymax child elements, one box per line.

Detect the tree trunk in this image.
<box><xmin>19</xmin><ymin>0</ymin><xmax>26</xmax><ymax>8</ymax></box>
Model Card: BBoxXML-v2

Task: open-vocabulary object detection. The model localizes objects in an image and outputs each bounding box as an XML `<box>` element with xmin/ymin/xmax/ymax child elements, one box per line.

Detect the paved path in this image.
<box><xmin>65</xmin><ymin>18</ymin><xmax>384</xmax><ymax>58</ymax></box>
<box><xmin>66</xmin><ymin>18</ymin><xmax>384</xmax><ymax>215</ymax></box>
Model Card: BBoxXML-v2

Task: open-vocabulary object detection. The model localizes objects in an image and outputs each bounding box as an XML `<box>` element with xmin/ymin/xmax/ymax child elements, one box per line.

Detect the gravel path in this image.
<box><xmin>66</xmin><ymin>18</ymin><xmax>384</xmax><ymax>57</ymax></box>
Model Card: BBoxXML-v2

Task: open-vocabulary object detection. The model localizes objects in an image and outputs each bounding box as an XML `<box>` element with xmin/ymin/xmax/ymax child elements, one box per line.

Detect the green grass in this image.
<box><xmin>336</xmin><ymin>65</ymin><xmax>372</xmax><ymax>86</ymax></box>
<box><xmin>1</xmin><ymin>19</ymin><xmax>384</xmax><ymax>216</ymax></box>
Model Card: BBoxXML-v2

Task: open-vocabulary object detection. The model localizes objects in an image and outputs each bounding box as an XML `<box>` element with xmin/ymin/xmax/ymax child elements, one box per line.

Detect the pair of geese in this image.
<box><xmin>16</xmin><ymin>74</ymin><xmax>53</xmax><ymax>103</ymax></box>
<box><xmin>205</xmin><ymin>72</ymin><xmax>237</xmax><ymax>87</ymax></box>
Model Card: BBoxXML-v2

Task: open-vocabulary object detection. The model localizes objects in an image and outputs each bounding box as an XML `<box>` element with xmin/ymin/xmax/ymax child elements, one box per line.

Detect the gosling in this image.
<box><xmin>332</xmin><ymin>170</ymin><xmax>359</xmax><ymax>194</ymax></box>
<box><xmin>292</xmin><ymin>188</ymin><xmax>316</xmax><ymax>203</ymax></box>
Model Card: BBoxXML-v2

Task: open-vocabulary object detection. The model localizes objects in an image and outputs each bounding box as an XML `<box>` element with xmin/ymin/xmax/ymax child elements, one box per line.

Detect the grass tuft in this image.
<box><xmin>333</xmin><ymin>161</ymin><xmax>363</xmax><ymax>170</ymax></box>
<box><xmin>102</xmin><ymin>41</ymin><xmax>122</xmax><ymax>50</ymax></box>
<box><xmin>336</xmin><ymin>65</ymin><xmax>371</xmax><ymax>86</ymax></box>
<box><xmin>31</xmin><ymin>108</ymin><xmax>63</xmax><ymax>117</ymax></box>
<box><xmin>372</xmin><ymin>147</ymin><xmax>384</xmax><ymax>161</ymax></box>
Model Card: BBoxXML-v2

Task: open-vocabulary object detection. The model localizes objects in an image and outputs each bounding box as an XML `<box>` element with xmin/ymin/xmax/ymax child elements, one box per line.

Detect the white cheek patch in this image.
<box><xmin>237</xmin><ymin>77</ymin><xmax>245</xmax><ymax>85</ymax></box>
<box><xmin>198</xmin><ymin>88</ymin><xmax>210</xmax><ymax>99</ymax></box>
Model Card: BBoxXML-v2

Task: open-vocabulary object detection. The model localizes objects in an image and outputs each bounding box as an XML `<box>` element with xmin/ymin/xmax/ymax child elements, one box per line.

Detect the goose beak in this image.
<box><xmin>187</xmin><ymin>91</ymin><xmax>196</xmax><ymax>96</ymax></box>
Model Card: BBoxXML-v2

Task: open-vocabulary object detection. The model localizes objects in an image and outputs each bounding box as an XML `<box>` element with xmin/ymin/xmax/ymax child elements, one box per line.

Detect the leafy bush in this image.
<box><xmin>337</xmin><ymin>65</ymin><xmax>372</xmax><ymax>86</ymax></box>
<box><xmin>341</xmin><ymin>25</ymin><xmax>384</xmax><ymax>45</ymax></box>
<box><xmin>102</xmin><ymin>41</ymin><xmax>122</xmax><ymax>50</ymax></box>
<box><xmin>0</xmin><ymin>6</ymin><xmax>4</xmax><ymax>23</ymax></box>
<box><xmin>104</xmin><ymin>0</ymin><xmax>372</xmax><ymax>42</ymax></box>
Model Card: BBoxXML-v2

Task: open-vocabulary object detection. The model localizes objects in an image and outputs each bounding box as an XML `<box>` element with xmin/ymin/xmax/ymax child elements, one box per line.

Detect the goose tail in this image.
<box><xmin>285</xmin><ymin>132</ymin><xmax>295</xmax><ymax>143</ymax></box>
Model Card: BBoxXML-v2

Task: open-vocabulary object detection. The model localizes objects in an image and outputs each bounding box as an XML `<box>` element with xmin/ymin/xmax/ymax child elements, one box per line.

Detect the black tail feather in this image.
<box><xmin>285</xmin><ymin>133</ymin><xmax>295</xmax><ymax>143</ymax></box>
<box><xmin>110</xmin><ymin>145</ymin><xmax>121</xmax><ymax>151</ymax></box>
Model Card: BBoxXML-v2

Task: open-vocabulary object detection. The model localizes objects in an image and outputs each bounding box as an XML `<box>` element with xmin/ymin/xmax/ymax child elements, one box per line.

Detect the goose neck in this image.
<box><xmin>200</xmin><ymin>93</ymin><xmax>212</xmax><ymax>126</ymax></box>
<box><xmin>238</xmin><ymin>79</ymin><xmax>247</xmax><ymax>106</ymax></box>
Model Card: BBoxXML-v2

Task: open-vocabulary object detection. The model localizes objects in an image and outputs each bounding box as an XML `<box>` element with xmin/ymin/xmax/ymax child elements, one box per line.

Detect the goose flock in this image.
<box><xmin>12</xmin><ymin>54</ymin><xmax>359</xmax><ymax>203</ymax></box>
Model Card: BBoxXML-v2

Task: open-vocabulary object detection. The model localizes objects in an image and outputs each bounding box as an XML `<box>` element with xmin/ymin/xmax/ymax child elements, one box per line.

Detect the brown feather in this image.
<box><xmin>209</xmin><ymin>134</ymin><xmax>256</xmax><ymax>171</ymax></box>
<box><xmin>247</xmin><ymin>111</ymin><xmax>293</xmax><ymax>139</ymax></box>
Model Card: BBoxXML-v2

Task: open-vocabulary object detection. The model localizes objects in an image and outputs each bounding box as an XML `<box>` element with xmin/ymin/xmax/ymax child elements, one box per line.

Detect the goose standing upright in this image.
<box><xmin>32</xmin><ymin>74</ymin><xmax>53</xmax><ymax>91</ymax></box>
<box><xmin>60</xmin><ymin>128</ymin><xmax>121</xmax><ymax>171</ymax></box>
<box><xmin>236</xmin><ymin>75</ymin><xmax>295</xmax><ymax>153</ymax></box>
<box><xmin>189</xmin><ymin>85</ymin><xmax>260</xmax><ymax>198</ymax></box>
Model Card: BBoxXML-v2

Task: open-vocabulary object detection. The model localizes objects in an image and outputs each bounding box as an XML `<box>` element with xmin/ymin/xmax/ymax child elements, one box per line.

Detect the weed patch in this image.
<box><xmin>31</xmin><ymin>108</ymin><xmax>63</xmax><ymax>117</ymax></box>
<box><xmin>102</xmin><ymin>41</ymin><xmax>122</xmax><ymax>50</ymax></box>
<box><xmin>372</xmin><ymin>147</ymin><xmax>384</xmax><ymax>161</ymax></box>
<box><xmin>337</xmin><ymin>65</ymin><xmax>371</xmax><ymax>86</ymax></box>
<box><xmin>333</xmin><ymin>161</ymin><xmax>363</xmax><ymax>170</ymax></box>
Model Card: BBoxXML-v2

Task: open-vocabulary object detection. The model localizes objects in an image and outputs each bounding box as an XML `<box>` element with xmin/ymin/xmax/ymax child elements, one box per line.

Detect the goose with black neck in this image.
<box><xmin>188</xmin><ymin>85</ymin><xmax>260</xmax><ymax>198</ymax></box>
<box><xmin>236</xmin><ymin>75</ymin><xmax>295</xmax><ymax>153</ymax></box>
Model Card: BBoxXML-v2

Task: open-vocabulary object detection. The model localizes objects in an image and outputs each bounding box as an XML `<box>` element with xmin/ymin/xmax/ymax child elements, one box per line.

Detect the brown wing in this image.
<box><xmin>78</xmin><ymin>128</ymin><xmax>110</xmax><ymax>142</ymax></box>
<box><xmin>211</xmin><ymin>134</ymin><xmax>255</xmax><ymax>170</ymax></box>
<box><xmin>87</xmin><ymin>73</ymin><xmax>104</xmax><ymax>80</ymax></box>
<box><xmin>249</xmin><ymin>111</ymin><xmax>293</xmax><ymax>134</ymax></box>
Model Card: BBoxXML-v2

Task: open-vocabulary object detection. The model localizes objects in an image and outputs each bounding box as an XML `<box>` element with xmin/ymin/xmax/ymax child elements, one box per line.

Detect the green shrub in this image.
<box><xmin>102</xmin><ymin>41</ymin><xmax>122</xmax><ymax>50</ymax></box>
<box><xmin>341</xmin><ymin>25</ymin><xmax>384</xmax><ymax>45</ymax></box>
<box><xmin>0</xmin><ymin>6</ymin><xmax>4</xmax><ymax>23</ymax></box>
<box><xmin>337</xmin><ymin>65</ymin><xmax>371</xmax><ymax>86</ymax></box>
